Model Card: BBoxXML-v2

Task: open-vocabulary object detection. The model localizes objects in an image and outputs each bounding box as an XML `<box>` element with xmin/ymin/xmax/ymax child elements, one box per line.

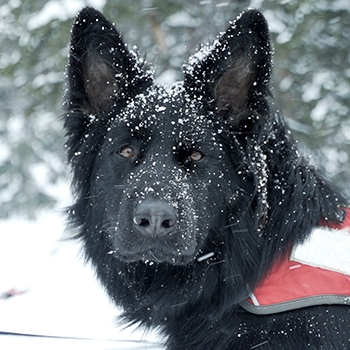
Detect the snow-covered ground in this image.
<box><xmin>0</xmin><ymin>211</ymin><xmax>165</xmax><ymax>349</ymax></box>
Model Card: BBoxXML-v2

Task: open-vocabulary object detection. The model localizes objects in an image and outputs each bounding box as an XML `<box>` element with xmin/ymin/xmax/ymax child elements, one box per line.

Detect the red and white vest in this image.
<box><xmin>240</xmin><ymin>208</ymin><xmax>350</xmax><ymax>315</ymax></box>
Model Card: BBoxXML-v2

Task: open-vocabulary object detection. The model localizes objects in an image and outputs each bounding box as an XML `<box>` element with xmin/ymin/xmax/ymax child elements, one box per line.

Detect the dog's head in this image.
<box><xmin>64</xmin><ymin>7</ymin><xmax>272</xmax><ymax>266</ymax></box>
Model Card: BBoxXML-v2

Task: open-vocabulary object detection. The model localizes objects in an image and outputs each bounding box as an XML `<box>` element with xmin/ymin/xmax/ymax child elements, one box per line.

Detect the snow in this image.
<box><xmin>27</xmin><ymin>0</ymin><xmax>107</xmax><ymax>30</ymax></box>
<box><xmin>0</xmin><ymin>212</ymin><xmax>165</xmax><ymax>349</ymax></box>
<box><xmin>166</xmin><ymin>11</ymin><xmax>200</xmax><ymax>28</ymax></box>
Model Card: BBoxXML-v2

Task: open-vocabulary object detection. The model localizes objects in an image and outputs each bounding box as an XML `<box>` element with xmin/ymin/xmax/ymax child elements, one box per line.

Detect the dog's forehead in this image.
<box><xmin>115</xmin><ymin>84</ymin><xmax>218</xmax><ymax>138</ymax></box>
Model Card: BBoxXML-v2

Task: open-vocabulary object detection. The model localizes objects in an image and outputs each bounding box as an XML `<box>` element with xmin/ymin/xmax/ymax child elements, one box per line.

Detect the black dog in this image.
<box><xmin>64</xmin><ymin>7</ymin><xmax>350</xmax><ymax>349</ymax></box>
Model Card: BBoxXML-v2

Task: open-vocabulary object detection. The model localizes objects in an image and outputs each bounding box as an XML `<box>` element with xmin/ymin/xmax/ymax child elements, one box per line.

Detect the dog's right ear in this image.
<box><xmin>65</xmin><ymin>7</ymin><xmax>152</xmax><ymax>114</ymax></box>
<box><xmin>184</xmin><ymin>10</ymin><xmax>272</xmax><ymax>128</ymax></box>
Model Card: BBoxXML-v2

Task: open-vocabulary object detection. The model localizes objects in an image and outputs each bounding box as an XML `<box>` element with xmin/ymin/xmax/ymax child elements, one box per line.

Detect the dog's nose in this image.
<box><xmin>133</xmin><ymin>200</ymin><xmax>177</xmax><ymax>237</ymax></box>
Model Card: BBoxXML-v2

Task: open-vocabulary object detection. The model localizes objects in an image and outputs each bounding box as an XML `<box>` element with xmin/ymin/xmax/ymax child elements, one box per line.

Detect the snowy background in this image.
<box><xmin>0</xmin><ymin>183</ymin><xmax>165</xmax><ymax>349</ymax></box>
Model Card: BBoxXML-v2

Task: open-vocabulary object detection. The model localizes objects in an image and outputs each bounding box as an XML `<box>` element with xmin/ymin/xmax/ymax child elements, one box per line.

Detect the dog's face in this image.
<box><xmin>92</xmin><ymin>86</ymin><xmax>238</xmax><ymax>265</ymax></box>
<box><xmin>65</xmin><ymin>8</ymin><xmax>272</xmax><ymax>266</ymax></box>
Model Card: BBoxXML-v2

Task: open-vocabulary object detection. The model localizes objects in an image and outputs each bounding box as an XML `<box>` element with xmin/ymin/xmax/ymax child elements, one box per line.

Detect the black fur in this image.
<box><xmin>64</xmin><ymin>7</ymin><xmax>349</xmax><ymax>349</ymax></box>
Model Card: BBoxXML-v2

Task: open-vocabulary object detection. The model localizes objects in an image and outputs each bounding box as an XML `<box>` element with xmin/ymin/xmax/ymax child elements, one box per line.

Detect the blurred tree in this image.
<box><xmin>0</xmin><ymin>0</ymin><xmax>349</xmax><ymax>218</ymax></box>
<box><xmin>263</xmin><ymin>0</ymin><xmax>350</xmax><ymax>196</ymax></box>
<box><xmin>0</xmin><ymin>0</ymin><xmax>72</xmax><ymax>218</ymax></box>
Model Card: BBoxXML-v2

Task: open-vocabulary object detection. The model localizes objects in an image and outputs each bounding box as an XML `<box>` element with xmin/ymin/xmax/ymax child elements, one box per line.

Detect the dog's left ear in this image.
<box><xmin>184</xmin><ymin>10</ymin><xmax>272</xmax><ymax>126</ymax></box>
<box><xmin>66</xmin><ymin>7</ymin><xmax>152</xmax><ymax>114</ymax></box>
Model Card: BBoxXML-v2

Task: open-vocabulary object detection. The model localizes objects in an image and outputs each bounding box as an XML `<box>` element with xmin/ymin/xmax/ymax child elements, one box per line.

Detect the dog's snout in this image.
<box><xmin>133</xmin><ymin>200</ymin><xmax>177</xmax><ymax>237</ymax></box>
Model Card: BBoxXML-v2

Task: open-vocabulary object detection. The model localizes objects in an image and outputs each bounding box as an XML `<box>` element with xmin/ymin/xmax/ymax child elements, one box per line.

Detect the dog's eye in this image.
<box><xmin>190</xmin><ymin>151</ymin><xmax>204</xmax><ymax>162</ymax></box>
<box><xmin>118</xmin><ymin>145</ymin><xmax>135</xmax><ymax>159</ymax></box>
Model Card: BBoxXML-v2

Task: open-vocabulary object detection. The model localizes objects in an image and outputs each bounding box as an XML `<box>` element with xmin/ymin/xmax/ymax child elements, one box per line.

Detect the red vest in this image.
<box><xmin>240</xmin><ymin>208</ymin><xmax>350</xmax><ymax>315</ymax></box>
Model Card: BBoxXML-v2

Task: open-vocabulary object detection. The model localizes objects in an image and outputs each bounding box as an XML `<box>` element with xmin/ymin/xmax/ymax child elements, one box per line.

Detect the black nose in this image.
<box><xmin>133</xmin><ymin>199</ymin><xmax>177</xmax><ymax>237</ymax></box>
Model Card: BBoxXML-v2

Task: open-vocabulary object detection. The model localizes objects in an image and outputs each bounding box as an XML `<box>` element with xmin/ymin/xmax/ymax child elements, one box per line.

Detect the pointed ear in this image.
<box><xmin>66</xmin><ymin>7</ymin><xmax>152</xmax><ymax>114</ymax></box>
<box><xmin>184</xmin><ymin>10</ymin><xmax>272</xmax><ymax>126</ymax></box>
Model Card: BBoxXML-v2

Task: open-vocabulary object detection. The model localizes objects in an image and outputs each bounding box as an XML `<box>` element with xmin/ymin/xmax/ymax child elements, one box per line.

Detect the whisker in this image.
<box><xmin>100</xmin><ymin>221</ymin><xmax>119</xmax><ymax>234</ymax></box>
<box><xmin>223</xmin><ymin>274</ymin><xmax>240</xmax><ymax>281</ymax></box>
<box><xmin>170</xmin><ymin>302</ymin><xmax>187</xmax><ymax>308</ymax></box>
<box><xmin>251</xmin><ymin>341</ymin><xmax>269</xmax><ymax>349</ymax></box>
<box><xmin>205</xmin><ymin>260</ymin><xmax>225</xmax><ymax>273</ymax></box>
<box><xmin>149</xmin><ymin>251</ymin><xmax>161</xmax><ymax>263</ymax></box>
<box><xmin>232</xmin><ymin>229</ymin><xmax>249</xmax><ymax>234</ymax></box>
